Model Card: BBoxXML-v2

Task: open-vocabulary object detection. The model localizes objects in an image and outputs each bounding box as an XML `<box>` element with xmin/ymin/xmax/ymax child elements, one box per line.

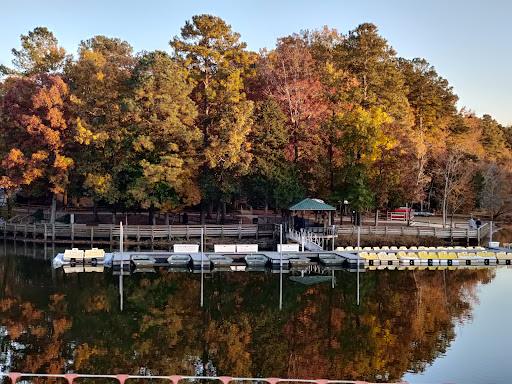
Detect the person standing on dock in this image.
<box><xmin>469</xmin><ymin>217</ymin><xmax>475</xmax><ymax>229</ymax></box>
<box><xmin>476</xmin><ymin>218</ymin><xmax>482</xmax><ymax>228</ymax></box>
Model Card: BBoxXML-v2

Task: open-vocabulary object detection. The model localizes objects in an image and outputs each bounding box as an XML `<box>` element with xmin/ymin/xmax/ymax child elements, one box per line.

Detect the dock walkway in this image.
<box><xmin>1</xmin><ymin>223</ymin><xmax>275</xmax><ymax>244</ymax></box>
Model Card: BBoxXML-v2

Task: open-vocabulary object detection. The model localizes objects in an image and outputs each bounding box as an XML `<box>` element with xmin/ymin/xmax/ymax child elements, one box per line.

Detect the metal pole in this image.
<box><xmin>279</xmin><ymin>223</ymin><xmax>283</xmax><ymax>311</ymax></box>
<box><xmin>200</xmin><ymin>227</ymin><xmax>204</xmax><ymax>307</ymax></box>
<box><xmin>357</xmin><ymin>226</ymin><xmax>360</xmax><ymax>306</ymax></box>
<box><xmin>119</xmin><ymin>222</ymin><xmax>124</xmax><ymax>311</ymax></box>
<box><xmin>332</xmin><ymin>224</ymin><xmax>335</xmax><ymax>251</ymax></box>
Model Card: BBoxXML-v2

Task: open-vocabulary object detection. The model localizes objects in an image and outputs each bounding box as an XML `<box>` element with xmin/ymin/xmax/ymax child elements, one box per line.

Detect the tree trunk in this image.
<box><xmin>50</xmin><ymin>193</ymin><xmax>57</xmax><ymax>224</ymax></box>
<box><xmin>264</xmin><ymin>201</ymin><xmax>268</xmax><ymax>224</ymax></box>
<box><xmin>216</xmin><ymin>202</ymin><xmax>221</xmax><ymax>224</ymax></box>
<box><xmin>93</xmin><ymin>200</ymin><xmax>99</xmax><ymax>222</ymax></box>
<box><xmin>207</xmin><ymin>202</ymin><xmax>213</xmax><ymax>219</ymax></box>
<box><xmin>200</xmin><ymin>200</ymin><xmax>206</xmax><ymax>225</ymax></box>
<box><xmin>112</xmin><ymin>210</ymin><xmax>116</xmax><ymax>225</ymax></box>
<box><xmin>329</xmin><ymin>142</ymin><xmax>334</xmax><ymax>193</ymax></box>
<box><xmin>374</xmin><ymin>209</ymin><xmax>379</xmax><ymax>226</ymax></box>
<box><xmin>148</xmin><ymin>205</ymin><xmax>155</xmax><ymax>225</ymax></box>
<box><xmin>165</xmin><ymin>212</ymin><xmax>170</xmax><ymax>225</ymax></box>
<box><xmin>442</xmin><ymin>196</ymin><xmax>447</xmax><ymax>228</ymax></box>
<box><xmin>6</xmin><ymin>192</ymin><xmax>12</xmax><ymax>219</ymax></box>
<box><xmin>221</xmin><ymin>201</ymin><xmax>227</xmax><ymax>224</ymax></box>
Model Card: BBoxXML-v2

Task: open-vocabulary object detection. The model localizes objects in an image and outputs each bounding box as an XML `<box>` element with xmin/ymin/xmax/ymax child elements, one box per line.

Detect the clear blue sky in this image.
<box><xmin>2</xmin><ymin>0</ymin><xmax>511</xmax><ymax>125</ymax></box>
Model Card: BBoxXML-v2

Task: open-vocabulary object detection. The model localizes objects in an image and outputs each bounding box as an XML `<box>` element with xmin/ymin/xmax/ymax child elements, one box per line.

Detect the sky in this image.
<box><xmin>1</xmin><ymin>0</ymin><xmax>511</xmax><ymax>125</ymax></box>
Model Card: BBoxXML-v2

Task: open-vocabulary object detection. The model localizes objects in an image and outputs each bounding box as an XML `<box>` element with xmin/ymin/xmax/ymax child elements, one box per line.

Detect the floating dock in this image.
<box><xmin>52</xmin><ymin>245</ymin><xmax>512</xmax><ymax>274</ymax></box>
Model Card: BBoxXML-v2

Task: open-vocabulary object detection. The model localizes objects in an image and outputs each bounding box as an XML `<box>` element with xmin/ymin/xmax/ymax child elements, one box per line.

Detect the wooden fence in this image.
<box><xmin>0</xmin><ymin>223</ymin><xmax>275</xmax><ymax>243</ymax></box>
<box><xmin>335</xmin><ymin>223</ymin><xmax>489</xmax><ymax>243</ymax></box>
<box><xmin>0</xmin><ymin>222</ymin><xmax>490</xmax><ymax>245</ymax></box>
<box><xmin>299</xmin><ymin>223</ymin><xmax>489</xmax><ymax>243</ymax></box>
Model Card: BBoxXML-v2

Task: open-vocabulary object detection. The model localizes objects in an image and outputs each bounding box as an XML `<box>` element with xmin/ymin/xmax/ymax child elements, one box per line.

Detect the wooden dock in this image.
<box><xmin>0</xmin><ymin>223</ymin><xmax>275</xmax><ymax>244</ymax></box>
<box><xmin>335</xmin><ymin>224</ymin><xmax>489</xmax><ymax>243</ymax></box>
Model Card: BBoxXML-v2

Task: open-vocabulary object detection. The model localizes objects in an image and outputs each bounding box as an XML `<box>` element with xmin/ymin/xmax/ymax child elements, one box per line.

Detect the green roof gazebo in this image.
<box><xmin>287</xmin><ymin>198</ymin><xmax>336</xmax><ymax>230</ymax></box>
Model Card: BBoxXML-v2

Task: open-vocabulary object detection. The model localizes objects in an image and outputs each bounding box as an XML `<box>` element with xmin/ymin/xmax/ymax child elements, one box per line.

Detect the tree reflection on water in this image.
<box><xmin>0</xmin><ymin>247</ymin><xmax>492</xmax><ymax>383</ymax></box>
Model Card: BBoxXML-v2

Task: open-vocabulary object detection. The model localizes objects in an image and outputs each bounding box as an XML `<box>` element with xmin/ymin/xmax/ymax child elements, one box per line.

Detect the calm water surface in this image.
<box><xmin>1</xmin><ymin>242</ymin><xmax>511</xmax><ymax>383</ymax></box>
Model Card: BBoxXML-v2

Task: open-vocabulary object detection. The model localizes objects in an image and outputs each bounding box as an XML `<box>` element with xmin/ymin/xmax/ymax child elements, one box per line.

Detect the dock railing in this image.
<box><xmin>0</xmin><ymin>221</ymin><xmax>489</xmax><ymax>244</ymax></box>
<box><xmin>0</xmin><ymin>222</ymin><xmax>275</xmax><ymax>243</ymax></box>
<box><xmin>336</xmin><ymin>223</ymin><xmax>488</xmax><ymax>243</ymax></box>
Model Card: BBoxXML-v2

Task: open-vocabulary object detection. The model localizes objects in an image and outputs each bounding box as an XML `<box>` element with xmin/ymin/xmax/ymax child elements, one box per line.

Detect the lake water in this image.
<box><xmin>1</xmin><ymin>242</ymin><xmax>512</xmax><ymax>383</ymax></box>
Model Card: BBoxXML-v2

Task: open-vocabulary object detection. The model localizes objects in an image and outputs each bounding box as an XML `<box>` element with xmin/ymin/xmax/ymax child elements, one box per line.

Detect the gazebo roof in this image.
<box><xmin>288</xmin><ymin>198</ymin><xmax>336</xmax><ymax>211</ymax></box>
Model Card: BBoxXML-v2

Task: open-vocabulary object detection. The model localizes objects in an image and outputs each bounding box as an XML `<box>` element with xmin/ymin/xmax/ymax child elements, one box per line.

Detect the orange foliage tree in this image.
<box><xmin>0</xmin><ymin>75</ymin><xmax>74</xmax><ymax>222</ymax></box>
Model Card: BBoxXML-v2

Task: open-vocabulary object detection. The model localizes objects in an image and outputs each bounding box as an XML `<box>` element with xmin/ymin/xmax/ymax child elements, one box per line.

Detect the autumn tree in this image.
<box><xmin>170</xmin><ymin>15</ymin><xmax>254</xmax><ymax>223</ymax></box>
<box><xmin>477</xmin><ymin>114</ymin><xmax>511</xmax><ymax>161</ymax></box>
<box><xmin>66</xmin><ymin>36</ymin><xmax>136</xmax><ymax>221</ymax></box>
<box><xmin>0</xmin><ymin>75</ymin><xmax>74</xmax><ymax>222</ymax></box>
<box><xmin>1</xmin><ymin>27</ymin><xmax>68</xmax><ymax>76</ymax></box>
<box><xmin>479</xmin><ymin>162</ymin><xmax>512</xmax><ymax>220</ymax></box>
<box><xmin>332</xmin><ymin>23</ymin><xmax>415</xmax><ymax>219</ymax></box>
<box><xmin>398</xmin><ymin>58</ymin><xmax>458</xmax><ymax>209</ymax></box>
<box><xmin>243</xmin><ymin>97</ymin><xmax>304</xmax><ymax>219</ymax></box>
<box><xmin>258</xmin><ymin>34</ymin><xmax>328</xmax><ymax>183</ymax></box>
<box><xmin>122</xmin><ymin>51</ymin><xmax>202</xmax><ymax>223</ymax></box>
<box><xmin>435</xmin><ymin>132</ymin><xmax>482</xmax><ymax>227</ymax></box>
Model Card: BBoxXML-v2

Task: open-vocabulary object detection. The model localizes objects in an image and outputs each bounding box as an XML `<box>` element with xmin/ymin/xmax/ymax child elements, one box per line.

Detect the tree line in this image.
<box><xmin>1</xmin><ymin>15</ymin><xmax>511</xmax><ymax>225</ymax></box>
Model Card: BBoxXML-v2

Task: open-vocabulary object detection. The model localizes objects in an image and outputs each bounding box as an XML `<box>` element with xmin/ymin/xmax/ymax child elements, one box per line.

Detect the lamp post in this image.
<box><xmin>200</xmin><ymin>227</ymin><xmax>204</xmax><ymax>307</ymax></box>
<box><xmin>279</xmin><ymin>223</ymin><xmax>283</xmax><ymax>311</ymax></box>
<box><xmin>119</xmin><ymin>222</ymin><xmax>124</xmax><ymax>311</ymax></box>
<box><xmin>357</xmin><ymin>226</ymin><xmax>360</xmax><ymax>306</ymax></box>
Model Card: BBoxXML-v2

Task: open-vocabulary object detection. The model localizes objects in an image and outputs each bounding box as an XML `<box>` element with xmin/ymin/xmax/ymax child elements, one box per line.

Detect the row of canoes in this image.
<box><xmin>338</xmin><ymin>246</ymin><xmax>487</xmax><ymax>251</ymax></box>
<box><xmin>358</xmin><ymin>250</ymin><xmax>511</xmax><ymax>266</ymax></box>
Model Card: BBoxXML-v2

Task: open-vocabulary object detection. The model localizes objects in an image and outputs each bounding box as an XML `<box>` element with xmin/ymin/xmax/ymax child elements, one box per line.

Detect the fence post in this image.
<box><xmin>477</xmin><ymin>227</ymin><xmax>481</xmax><ymax>246</ymax></box>
<box><xmin>24</xmin><ymin>224</ymin><xmax>27</xmax><ymax>238</ymax></box>
<box><xmin>52</xmin><ymin>224</ymin><xmax>55</xmax><ymax>241</ymax></box>
<box><xmin>109</xmin><ymin>226</ymin><xmax>113</xmax><ymax>245</ymax></box>
<box><xmin>168</xmin><ymin>225</ymin><xmax>171</xmax><ymax>241</ymax></box>
<box><xmin>467</xmin><ymin>227</ymin><xmax>470</xmax><ymax>246</ymax></box>
<box><xmin>33</xmin><ymin>224</ymin><xmax>36</xmax><ymax>239</ymax></box>
<box><xmin>238</xmin><ymin>224</ymin><xmax>242</xmax><ymax>240</ymax></box>
<box><xmin>417</xmin><ymin>227</ymin><xmax>420</xmax><ymax>236</ymax></box>
<box><xmin>71</xmin><ymin>223</ymin><xmax>75</xmax><ymax>241</ymax></box>
<box><xmin>186</xmin><ymin>225</ymin><xmax>189</xmax><ymax>240</ymax></box>
<box><xmin>256</xmin><ymin>224</ymin><xmax>259</xmax><ymax>240</ymax></box>
<box><xmin>91</xmin><ymin>226</ymin><xmax>94</xmax><ymax>245</ymax></box>
<box><xmin>137</xmin><ymin>226</ymin><xmax>140</xmax><ymax>242</ymax></box>
<box><xmin>151</xmin><ymin>226</ymin><xmax>154</xmax><ymax>243</ymax></box>
<box><xmin>44</xmin><ymin>223</ymin><xmax>47</xmax><ymax>240</ymax></box>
